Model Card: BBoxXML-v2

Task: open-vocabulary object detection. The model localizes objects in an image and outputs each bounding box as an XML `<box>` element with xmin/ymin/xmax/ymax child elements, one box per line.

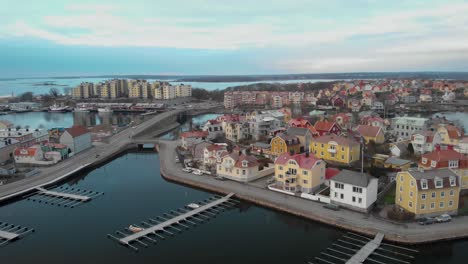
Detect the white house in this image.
<box><xmin>59</xmin><ymin>125</ymin><xmax>92</xmax><ymax>155</ymax></box>
<box><xmin>202</xmin><ymin>119</ymin><xmax>224</xmax><ymax>140</ymax></box>
<box><xmin>180</xmin><ymin>131</ymin><xmax>209</xmax><ymax>150</ymax></box>
<box><xmin>411</xmin><ymin>131</ymin><xmax>442</xmax><ymax>155</ymax></box>
<box><xmin>14</xmin><ymin>146</ymin><xmax>43</xmax><ymax>164</ymax></box>
<box><xmin>456</xmin><ymin>137</ymin><xmax>468</xmax><ymax>154</ymax></box>
<box><xmin>391</xmin><ymin>116</ymin><xmax>429</xmax><ymax>140</ymax></box>
<box><xmin>330</xmin><ymin>170</ymin><xmax>378</xmax><ymax>212</ymax></box>
<box><xmin>217</xmin><ymin>152</ymin><xmax>274</xmax><ymax>182</ymax></box>
<box><xmin>203</xmin><ymin>144</ymin><xmax>227</xmax><ymax>168</ymax></box>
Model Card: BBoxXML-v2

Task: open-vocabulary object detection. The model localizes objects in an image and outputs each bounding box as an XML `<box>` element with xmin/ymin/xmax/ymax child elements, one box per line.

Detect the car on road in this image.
<box><xmin>182</xmin><ymin>168</ymin><xmax>192</xmax><ymax>173</ymax></box>
<box><xmin>192</xmin><ymin>169</ymin><xmax>203</xmax><ymax>176</ymax></box>
<box><xmin>435</xmin><ymin>214</ymin><xmax>452</xmax><ymax>223</ymax></box>
<box><xmin>214</xmin><ymin>176</ymin><xmax>225</xmax><ymax>181</ymax></box>
<box><xmin>418</xmin><ymin>217</ymin><xmax>436</xmax><ymax>225</ymax></box>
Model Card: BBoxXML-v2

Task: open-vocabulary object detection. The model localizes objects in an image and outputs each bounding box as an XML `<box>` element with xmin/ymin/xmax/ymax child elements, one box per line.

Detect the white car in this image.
<box><xmin>182</xmin><ymin>168</ymin><xmax>192</xmax><ymax>173</ymax></box>
<box><xmin>192</xmin><ymin>170</ymin><xmax>203</xmax><ymax>175</ymax></box>
<box><xmin>435</xmin><ymin>214</ymin><xmax>452</xmax><ymax>223</ymax></box>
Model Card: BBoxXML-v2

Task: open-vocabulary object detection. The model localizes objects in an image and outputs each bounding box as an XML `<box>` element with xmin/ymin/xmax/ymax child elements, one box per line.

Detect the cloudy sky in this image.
<box><xmin>1</xmin><ymin>0</ymin><xmax>467</xmax><ymax>77</ymax></box>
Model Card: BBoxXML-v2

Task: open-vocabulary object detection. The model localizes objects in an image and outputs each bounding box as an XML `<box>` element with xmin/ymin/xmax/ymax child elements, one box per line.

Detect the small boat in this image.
<box><xmin>187</xmin><ymin>203</ymin><xmax>200</xmax><ymax>209</ymax></box>
<box><xmin>98</xmin><ymin>107</ymin><xmax>113</xmax><ymax>113</ymax></box>
<box><xmin>73</xmin><ymin>106</ymin><xmax>90</xmax><ymax>113</ymax></box>
<box><xmin>49</xmin><ymin>104</ymin><xmax>69</xmax><ymax>113</ymax></box>
<box><xmin>129</xmin><ymin>225</ymin><xmax>144</xmax><ymax>233</ymax></box>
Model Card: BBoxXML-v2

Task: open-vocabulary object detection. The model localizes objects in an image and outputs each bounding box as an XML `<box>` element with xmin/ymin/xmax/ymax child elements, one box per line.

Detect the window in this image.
<box><xmin>397</xmin><ymin>125</ymin><xmax>399</xmax><ymax>129</ymax></box>
<box><xmin>334</xmin><ymin>192</ymin><xmax>337</xmax><ymax>198</ymax></box>
<box><xmin>341</xmin><ymin>155</ymin><xmax>345</xmax><ymax>160</ymax></box>
<box><xmin>303</xmin><ymin>170</ymin><xmax>308</xmax><ymax>175</ymax></box>
<box><xmin>399</xmin><ymin>186</ymin><xmax>403</xmax><ymax>192</ymax></box>
<box><xmin>450</xmin><ymin>177</ymin><xmax>456</xmax><ymax>187</ymax></box>
<box><xmin>242</xmin><ymin>170</ymin><xmax>246</xmax><ymax>175</ymax></box>
<box><xmin>400</xmin><ymin>175</ymin><xmax>404</xmax><ymax>182</ymax></box>
<box><xmin>421</xmin><ymin>180</ymin><xmax>428</xmax><ymax>190</ymax></box>
<box><xmin>320</xmin><ymin>151</ymin><xmax>324</xmax><ymax>156</ymax></box>
<box><xmin>279</xmin><ymin>166</ymin><xmax>283</xmax><ymax>170</ymax></box>
<box><xmin>358</xmin><ymin>198</ymin><xmax>362</xmax><ymax>204</ymax></box>
<box><xmin>279</xmin><ymin>175</ymin><xmax>283</xmax><ymax>179</ymax></box>
<box><xmin>439</xmin><ymin>201</ymin><xmax>444</xmax><ymax>208</ymax></box>
<box><xmin>410</xmin><ymin>191</ymin><xmax>413</xmax><ymax>197</ymax></box>
<box><xmin>431</xmin><ymin>160</ymin><xmax>437</xmax><ymax>168</ymax></box>
<box><xmin>435</xmin><ymin>178</ymin><xmax>443</xmax><ymax>188</ymax></box>
<box><xmin>409</xmin><ymin>201</ymin><xmax>413</xmax><ymax>208</ymax></box>
<box><xmin>352</xmin><ymin>196</ymin><xmax>356</xmax><ymax>202</ymax></box>
<box><xmin>421</xmin><ymin>158</ymin><xmax>427</xmax><ymax>164</ymax></box>
<box><xmin>410</xmin><ymin>180</ymin><xmax>414</xmax><ymax>187</ymax></box>
<box><xmin>353</xmin><ymin>187</ymin><xmax>363</xmax><ymax>193</ymax></box>
<box><xmin>448</xmin><ymin>160</ymin><xmax>459</xmax><ymax>168</ymax></box>
<box><xmin>321</xmin><ymin>144</ymin><xmax>324</xmax><ymax>148</ymax></box>
<box><xmin>431</xmin><ymin>192</ymin><xmax>436</xmax><ymax>198</ymax></box>
<box><xmin>236</xmin><ymin>169</ymin><xmax>239</xmax><ymax>174</ymax></box>
<box><xmin>421</xmin><ymin>193</ymin><xmax>426</xmax><ymax>200</ymax></box>
<box><xmin>450</xmin><ymin>189</ymin><xmax>454</xmax><ymax>196</ymax></box>
<box><xmin>303</xmin><ymin>180</ymin><xmax>308</xmax><ymax>184</ymax></box>
<box><xmin>314</xmin><ymin>143</ymin><xmax>317</xmax><ymax>147</ymax></box>
<box><xmin>341</xmin><ymin>146</ymin><xmax>345</xmax><ymax>151</ymax></box>
<box><xmin>335</xmin><ymin>182</ymin><xmax>344</xmax><ymax>189</ymax></box>
<box><xmin>441</xmin><ymin>191</ymin><xmax>445</xmax><ymax>198</ymax></box>
<box><xmin>399</xmin><ymin>195</ymin><xmax>402</xmax><ymax>202</ymax></box>
<box><xmin>449</xmin><ymin>200</ymin><xmax>454</xmax><ymax>207</ymax></box>
<box><xmin>340</xmin><ymin>193</ymin><xmax>344</xmax><ymax>199</ymax></box>
<box><xmin>421</xmin><ymin>204</ymin><xmax>426</xmax><ymax>210</ymax></box>
<box><xmin>430</xmin><ymin>202</ymin><xmax>435</xmax><ymax>209</ymax></box>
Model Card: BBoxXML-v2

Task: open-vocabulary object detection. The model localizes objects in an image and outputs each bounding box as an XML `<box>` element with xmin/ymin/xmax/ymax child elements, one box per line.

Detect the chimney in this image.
<box><xmin>289</xmin><ymin>149</ymin><xmax>295</xmax><ymax>156</ymax></box>
<box><xmin>305</xmin><ymin>151</ymin><xmax>310</xmax><ymax>158</ymax></box>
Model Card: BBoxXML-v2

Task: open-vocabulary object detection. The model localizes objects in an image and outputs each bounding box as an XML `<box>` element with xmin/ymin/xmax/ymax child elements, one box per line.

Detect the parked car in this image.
<box><xmin>323</xmin><ymin>203</ymin><xmax>340</xmax><ymax>211</ymax></box>
<box><xmin>435</xmin><ymin>214</ymin><xmax>452</xmax><ymax>223</ymax></box>
<box><xmin>418</xmin><ymin>217</ymin><xmax>436</xmax><ymax>225</ymax></box>
<box><xmin>214</xmin><ymin>176</ymin><xmax>225</xmax><ymax>181</ymax></box>
<box><xmin>182</xmin><ymin>168</ymin><xmax>192</xmax><ymax>173</ymax></box>
<box><xmin>192</xmin><ymin>169</ymin><xmax>203</xmax><ymax>176</ymax></box>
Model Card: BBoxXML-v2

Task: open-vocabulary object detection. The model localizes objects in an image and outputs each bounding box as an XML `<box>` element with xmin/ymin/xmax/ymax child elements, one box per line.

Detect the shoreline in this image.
<box><xmin>158</xmin><ymin>140</ymin><xmax>468</xmax><ymax>245</ymax></box>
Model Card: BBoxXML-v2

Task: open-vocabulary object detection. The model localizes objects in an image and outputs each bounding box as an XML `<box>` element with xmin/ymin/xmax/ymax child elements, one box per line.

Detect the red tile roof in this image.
<box><xmin>444</xmin><ymin>125</ymin><xmax>464</xmax><ymax>139</ymax></box>
<box><xmin>65</xmin><ymin>125</ymin><xmax>89</xmax><ymax>138</ymax></box>
<box><xmin>288</xmin><ymin>118</ymin><xmax>311</xmax><ymax>128</ymax></box>
<box><xmin>180</xmin><ymin>130</ymin><xmax>209</xmax><ymax>138</ymax></box>
<box><xmin>314</xmin><ymin>121</ymin><xmax>337</xmax><ymax>132</ymax></box>
<box><xmin>356</xmin><ymin>125</ymin><xmax>382</xmax><ymax>138</ymax></box>
<box><xmin>421</xmin><ymin>147</ymin><xmax>468</xmax><ymax>164</ymax></box>
<box><xmin>206</xmin><ymin>144</ymin><xmax>226</xmax><ymax>151</ymax></box>
<box><xmin>325</xmin><ymin>168</ymin><xmax>340</xmax><ymax>180</ymax></box>
<box><xmin>275</xmin><ymin>152</ymin><xmax>321</xmax><ymax>170</ymax></box>
<box><xmin>14</xmin><ymin>146</ymin><xmax>39</xmax><ymax>157</ymax></box>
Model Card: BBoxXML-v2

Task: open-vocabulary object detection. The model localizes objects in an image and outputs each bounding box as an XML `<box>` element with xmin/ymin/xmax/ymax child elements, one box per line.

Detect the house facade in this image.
<box><xmin>180</xmin><ymin>131</ymin><xmax>209</xmax><ymax>150</ymax></box>
<box><xmin>269</xmin><ymin>134</ymin><xmax>301</xmax><ymax>157</ymax></box>
<box><xmin>59</xmin><ymin>126</ymin><xmax>92</xmax><ymax>155</ymax></box>
<box><xmin>310</xmin><ymin>135</ymin><xmax>360</xmax><ymax>165</ymax></box>
<box><xmin>330</xmin><ymin>170</ymin><xmax>378</xmax><ymax>212</ymax></box>
<box><xmin>217</xmin><ymin>153</ymin><xmax>274</xmax><ymax>182</ymax></box>
<box><xmin>391</xmin><ymin>116</ymin><xmax>429</xmax><ymax>140</ymax></box>
<box><xmin>436</xmin><ymin>124</ymin><xmax>464</xmax><ymax>146</ymax></box>
<box><xmin>411</xmin><ymin>131</ymin><xmax>442</xmax><ymax>155</ymax></box>
<box><xmin>356</xmin><ymin>125</ymin><xmax>385</xmax><ymax>144</ymax></box>
<box><xmin>314</xmin><ymin>121</ymin><xmax>341</xmax><ymax>136</ymax></box>
<box><xmin>274</xmin><ymin>152</ymin><xmax>326</xmax><ymax>193</ymax></box>
<box><xmin>396</xmin><ymin>168</ymin><xmax>460</xmax><ymax>218</ymax></box>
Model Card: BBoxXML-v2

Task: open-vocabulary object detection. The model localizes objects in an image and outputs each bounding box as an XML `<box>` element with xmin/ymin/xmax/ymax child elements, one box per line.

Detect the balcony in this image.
<box><xmin>285</xmin><ymin>171</ymin><xmax>297</xmax><ymax>179</ymax></box>
<box><xmin>327</xmin><ymin>148</ymin><xmax>337</xmax><ymax>153</ymax></box>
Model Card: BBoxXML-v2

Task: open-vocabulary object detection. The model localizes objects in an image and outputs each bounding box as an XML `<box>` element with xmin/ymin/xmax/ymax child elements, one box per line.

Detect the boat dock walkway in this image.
<box><xmin>26</xmin><ymin>186</ymin><xmax>104</xmax><ymax>208</ymax></box>
<box><xmin>108</xmin><ymin>193</ymin><xmax>238</xmax><ymax>251</ymax></box>
<box><xmin>0</xmin><ymin>222</ymin><xmax>34</xmax><ymax>247</ymax></box>
<box><xmin>308</xmin><ymin>232</ymin><xmax>418</xmax><ymax>264</ymax></box>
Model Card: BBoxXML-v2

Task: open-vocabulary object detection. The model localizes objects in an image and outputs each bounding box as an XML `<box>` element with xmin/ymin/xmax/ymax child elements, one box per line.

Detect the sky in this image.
<box><xmin>0</xmin><ymin>0</ymin><xmax>467</xmax><ymax>78</ymax></box>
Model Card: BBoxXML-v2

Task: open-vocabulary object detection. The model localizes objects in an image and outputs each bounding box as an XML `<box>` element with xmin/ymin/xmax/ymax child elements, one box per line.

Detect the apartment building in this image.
<box><xmin>391</xmin><ymin>116</ymin><xmax>429</xmax><ymax>140</ymax></box>
<box><xmin>311</xmin><ymin>135</ymin><xmax>360</xmax><ymax>165</ymax></box>
<box><xmin>330</xmin><ymin>170</ymin><xmax>378</xmax><ymax>212</ymax></box>
<box><xmin>72</xmin><ymin>82</ymin><xmax>94</xmax><ymax>99</ymax></box>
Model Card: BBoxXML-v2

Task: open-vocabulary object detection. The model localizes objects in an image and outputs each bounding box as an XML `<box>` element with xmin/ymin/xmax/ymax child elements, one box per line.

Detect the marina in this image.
<box><xmin>0</xmin><ymin>222</ymin><xmax>34</xmax><ymax>248</ymax></box>
<box><xmin>108</xmin><ymin>193</ymin><xmax>238</xmax><ymax>251</ymax></box>
<box><xmin>26</xmin><ymin>186</ymin><xmax>104</xmax><ymax>208</ymax></box>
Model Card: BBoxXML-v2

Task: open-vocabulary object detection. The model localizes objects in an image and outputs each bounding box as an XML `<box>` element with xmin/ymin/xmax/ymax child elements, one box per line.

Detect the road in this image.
<box><xmin>159</xmin><ymin>139</ymin><xmax>468</xmax><ymax>244</ymax></box>
<box><xmin>0</xmin><ymin>108</ymin><xmax>188</xmax><ymax>202</ymax></box>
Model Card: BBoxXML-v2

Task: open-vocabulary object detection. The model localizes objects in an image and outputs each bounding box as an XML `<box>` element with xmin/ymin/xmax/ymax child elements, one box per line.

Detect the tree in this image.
<box><xmin>49</xmin><ymin>88</ymin><xmax>60</xmax><ymax>97</ymax></box>
<box><xmin>18</xmin><ymin>92</ymin><xmax>33</xmax><ymax>101</ymax></box>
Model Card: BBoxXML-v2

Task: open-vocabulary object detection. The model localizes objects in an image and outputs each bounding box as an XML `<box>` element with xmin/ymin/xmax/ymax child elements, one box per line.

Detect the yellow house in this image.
<box><xmin>273</xmin><ymin>152</ymin><xmax>326</xmax><ymax>193</ymax></box>
<box><xmin>396</xmin><ymin>168</ymin><xmax>460</xmax><ymax>218</ymax></box>
<box><xmin>310</xmin><ymin>135</ymin><xmax>360</xmax><ymax>165</ymax></box>
<box><xmin>356</xmin><ymin>125</ymin><xmax>385</xmax><ymax>144</ymax></box>
<box><xmin>437</xmin><ymin>124</ymin><xmax>464</xmax><ymax>146</ymax></box>
<box><xmin>269</xmin><ymin>134</ymin><xmax>301</xmax><ymax>157</ymax></box>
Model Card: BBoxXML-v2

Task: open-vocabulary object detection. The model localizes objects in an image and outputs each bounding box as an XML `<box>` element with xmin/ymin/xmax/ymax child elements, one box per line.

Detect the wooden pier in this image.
<box><xmin>25</xmin><ymin>186</ymin><xmax>104</xmax><ymax>208</ymax></box>
<box><xmin>308</xmin><ymin>232</ymin><xmax>418</xmax><ymax>264</ymax></box>
<box><xmin>0</xmin><ymin>222</ymin><xmax>34</xmax><ymax>247</ymax></box>
<box><xmin>108</xmin><ymin>193</ymin><xmax>238</xmax><ymax>251</ymax></box>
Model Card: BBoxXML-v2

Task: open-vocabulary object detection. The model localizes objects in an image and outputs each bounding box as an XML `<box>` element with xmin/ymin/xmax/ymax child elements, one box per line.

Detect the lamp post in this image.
<box><xmin>360</xmin><ymin>136</ymin><xmax>365</xmax><ymax>174</ymax></box>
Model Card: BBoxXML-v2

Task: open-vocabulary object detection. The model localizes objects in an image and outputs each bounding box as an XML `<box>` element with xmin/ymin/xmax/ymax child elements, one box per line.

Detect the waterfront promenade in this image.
<box><xmin>159</xmin><ymin>140</ymin><xmax>468</xmax><ymax>244</ymax></box>
<box><xmin>0</xmin><ymin>108</ymin><xmax>188</xmax><ymax>202</ymax></box>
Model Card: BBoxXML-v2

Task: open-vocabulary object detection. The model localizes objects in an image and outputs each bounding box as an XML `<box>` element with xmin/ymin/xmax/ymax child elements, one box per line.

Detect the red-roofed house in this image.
<box><xmin>314</xmin><ymin>120</ymin><xmax>341</xmax><ymax>136</ymax></box>
<box><xmin>288</xmin><ymin>118</ymin><xmax>311</xmax><ymax>128</ymax></box>
<box><xmin>202</xmin><ymin>119</ymin><xmax>224</xmax><ymax>140</ymax></box>
<box><xmin>356</xmin><ymin>125</ymin><xmax>385</xmax><ymax>144</ymax></box>
<box><xmin>217</xmin><ymin>152</ymin><xmax>274</xmax><ymax>182</ymax></box>
<box><xmin>333</xmin><ymin>113</ymin><xmax>352</xmax><ymax>129</ymax></box>
<box><xmin>436</xmin><ymin>124</ymin><xmax>465</xmax><ymax>146</ymax></box>
<box><xmin>14</xmin><ymin>145</ymin><xmax>43</xmax><ymax>164</ymax></box>
<box><xmin>59</xmin><ymin>125</ymin><xmax>91</xmax><ymax>155</ymax></box>
<box><xmin>203</xmin><ymin>144</ymin><xmax>228</xmax><ymax>167</ymax></box>
<box><xmin>411</xmin><ymin>131</ymin><xmax>442</xmax><ymax>154</ymax></box>
<box><xmin>180</xmin><ymin>131</ymin><xmax>209</xmax><ymax>149</ymax></box>
<box><xmin>273</xmin><ymin>152</ymin><xmax>326</xmax><ymax>193</ymax></box>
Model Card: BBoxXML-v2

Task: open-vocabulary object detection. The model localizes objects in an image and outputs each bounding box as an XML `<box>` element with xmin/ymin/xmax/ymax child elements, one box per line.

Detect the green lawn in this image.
<box><xmin>383</xmin><ymin>185</ymin><xmax>396</xmax><ymax>205</ymax></box>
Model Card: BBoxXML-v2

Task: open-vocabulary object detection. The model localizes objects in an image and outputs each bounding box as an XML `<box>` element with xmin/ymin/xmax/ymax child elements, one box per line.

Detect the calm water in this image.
<box><xmin>0</xmin><ymin>112</ymin><xmax>145</xmax><ymax>130</ymax></box>
<box><xmin>432</xmin><ymin>112</ymin><xmax>468</xmax><ymax>133</ymax></box>
<box><xmin>0</xmin><ymin>77</ymin><xmax>335</xmax><ymax>96</ymax></box>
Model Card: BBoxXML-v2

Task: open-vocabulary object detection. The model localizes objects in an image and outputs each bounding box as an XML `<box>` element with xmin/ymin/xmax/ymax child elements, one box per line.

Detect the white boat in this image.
<box><xmin>98</xmin><ymin>107</ymin><xmax>113</xmax><ymax>113</ymax></box>
<box><xmin>49</xmin><ymin>104</ymin><xmax>69</xmax><ymax>113</ymax></box>
<box><xmin>187</xmin><ymin>203</ymin><xmax>200</xmax><ymax>209</ymax></box>
<box><xmin>129</xmin><ymin>225</ymin><xmax>144</xmax><ymax>233</ymax></box>
<box><xmin>73</xmin><ymin>106</ymin><xmax>90</xmax><ymax>113</ymax></box>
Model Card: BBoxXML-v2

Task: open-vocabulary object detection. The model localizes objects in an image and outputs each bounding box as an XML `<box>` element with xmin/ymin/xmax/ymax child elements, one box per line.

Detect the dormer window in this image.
<box><xmin>448</xmin><ymin>160</ymin><xmax>459</xmax><ymax>168</ymax></box>
<box><xmin>435</xmin><ymin>177</ymin><xmax>443</xmax><ymax>188</ymax></box>
<box><xmin>422</xmin><ymin>158</ymin><xmax>427</xmax><ymax>164</ymax></box>
<box><xmin>450</xmin><ymin>176</ymin><xmax>456</xmax><ymax>187</ymax></box>
<box><xmin>421</xmin><ymin>179</ymin><xmax>428</xmax><ymax>190</ymax></box>
<box><xmin>430</xmin><ymin>161</ymin><xmax>437</xmax><ymax>168</ymax></box>
<box><xmin>242</xmin><ymin>160</ymin><xmax>248</xmax><ymax>167</ymax></box>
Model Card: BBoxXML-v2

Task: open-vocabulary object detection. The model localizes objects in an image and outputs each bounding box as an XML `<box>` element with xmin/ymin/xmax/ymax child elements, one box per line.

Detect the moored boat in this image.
<box><xmin>187</xmin><ymin>203</ymin><xmax>200</xmax><ymax>209</ymax></box>
<box><xmin>97</xmin><ymin>107</ymin><xmax>113</xmax><ymax>113</ymax></box>
<box><xmin>49</xmin><ymin>104</ymin><xmax>69</xmax><ymax>113</ymax></box>
<box><xmin>129</xmin><ymin>225</ymin><xmax>144</xmax><ymax>233</ymax></box>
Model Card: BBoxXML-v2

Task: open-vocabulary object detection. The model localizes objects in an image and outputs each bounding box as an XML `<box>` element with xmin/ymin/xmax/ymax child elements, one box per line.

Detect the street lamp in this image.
<box><xmin>360</xmin><ymin>136</ymin><xmax>365</xmax><ymax>174</ymax></box>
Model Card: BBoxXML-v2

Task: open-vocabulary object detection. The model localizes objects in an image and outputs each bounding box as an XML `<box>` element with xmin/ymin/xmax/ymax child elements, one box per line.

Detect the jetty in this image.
<box><xmin>108</xmin><ymin>193</ymin><xmax>238</xmax><ymax>251</ymax></box>
<box><xmin>0</xmin><ymin>222</ymin><xmax>34</xmax><ymax>247</ymax></box>
<box><xmin>26</xmin><ymin>186</ymin><xmax>104</xmax><ymax>208</ymax></box>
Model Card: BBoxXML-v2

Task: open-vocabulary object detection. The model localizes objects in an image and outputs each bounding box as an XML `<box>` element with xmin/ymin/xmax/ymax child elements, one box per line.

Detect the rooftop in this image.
<box><xmin>331</xmin><ymin>169</ymin><xmax>374</xmax><ymax>188</ymax></box>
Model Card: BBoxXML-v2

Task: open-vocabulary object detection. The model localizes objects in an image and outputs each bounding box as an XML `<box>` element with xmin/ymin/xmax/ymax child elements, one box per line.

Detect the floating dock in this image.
<box><xmin>308</xmin><ymin>232</ymin><xmax>418</xmax><ymax>264</ymax></box>
<box><xmin>108</xmin><ymin>193</ymin><xmax>238</xmax><ymax>251</ymax></box>
<box><xmin>0</xmin><ymin>222</ymin><xmax>34</xmax><ymax>247</ymax></box>
<box><xmin>25</xmin><ymin>186</ymin><xmax>104</xmax><ymax>208</ymax></box>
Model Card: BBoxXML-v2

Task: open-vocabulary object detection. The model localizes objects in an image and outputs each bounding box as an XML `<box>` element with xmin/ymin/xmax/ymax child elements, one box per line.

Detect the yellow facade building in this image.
<box><xmin>396</xmin><ymin>168</ymin><xmax>460</xmax><ymax>218</ymax></box>
<box><xmin>437</xmin><ymin>124</ymin><xmax>464</xmax><ymax>146</ymax></box>
<box><xmin>310</xmin><ymin>135</ymin><xmax>360</xmax><ymax>164</ymax></box>
<box><xmin>274</xmin><ymin>152</ymin><xmax>326</xmax><ymax>193</ymax></box>
<box><xmin>269</xmin><ymin>134</ymin><xmax>301</xmax><ymax>157</ymax></box>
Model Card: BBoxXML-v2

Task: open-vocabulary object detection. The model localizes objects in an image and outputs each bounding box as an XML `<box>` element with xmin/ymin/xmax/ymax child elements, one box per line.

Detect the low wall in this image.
<box><xmin>301</xmin><ymin>193</ymin><xmax>331</xmax><ymax>204</ymax></box>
